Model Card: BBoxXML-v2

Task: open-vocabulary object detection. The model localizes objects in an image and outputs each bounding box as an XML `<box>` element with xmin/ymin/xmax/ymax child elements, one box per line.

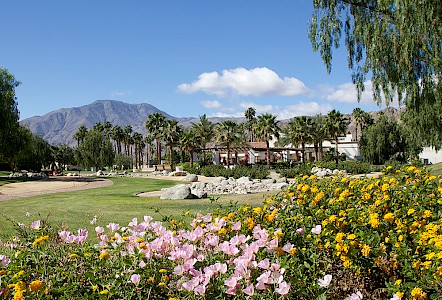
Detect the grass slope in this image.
<box><xmin>0</xmin><ymin>177</ymin><xmax>270</xmax><ymax>237</ymax></box>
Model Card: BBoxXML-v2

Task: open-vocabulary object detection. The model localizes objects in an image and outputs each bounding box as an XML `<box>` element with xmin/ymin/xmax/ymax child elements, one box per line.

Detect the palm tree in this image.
<box><xmin>214</xmin><ymin>120</ymin><xmax>244</xmax><ymax>167</ymax></box>
<box><xmin>145</xmin><ymin>134</ymin><xmax>155</xmax><ymax>167</ymax></box>
<box><xmin>191</xmin><ymin>114</ymin><xmax>214</xmax><ymax>163</ymax></box>
<box><xmin>92</xmin><ymin>122</ymin><xmax>104</xmax><ymax>132</ymax></box>
<box><xmin>179</xmin><ymin>129</ymin><xmax>199</xmax><ymax>168</ymax></box>
<box><xmin>352</xmin><ymin>108</ymin><xmax>364</xmax><ymax>141</ymax></box>
<box><xmin>255</xmin><ymin>113</ymin><xmax>280</xmax><ymax>168</ymax></box>
<box><xmin>162</xmin><ymin>120</ymin><xmax>181</xmax><ymax>169</ymax></box>
<box><xmin>311</xmin><ymin>114</ymin><xmax>328</xmax><ymax>161</ymax></box>
<box><xmin>73</xmin><ymin>125</ymin><xmax>88</xmax><ymax>146</ymax></box>
<box><xmin>111</xmin><ymin>125</ymin><xmax>124</xmax><ymax>154</ymax></box>
<box><xmin>103</xmin><ymin>121</ymin><xmax>113</xmax><ymax>138</ymax></box>
<box><xmin>325</xmin><ymin>109</ymin><xmax>347</xmax><ymax>164</ymax></box>
<box><xmin>123</xmin><ymin>125</ymin><xmax>133</xmax><ymax>156</ymax></box>
<box><xmin>244</xmin><ymin>107</ymin><xmax>256</xmax><ymax>142</ymax></box>
<box><xmin>278</xmin><ymin>116</ymin><xmax>313</xmax><ymax>164</ymax></box>
<box><xmin>132</xmin><ymin>132</ymin><xmax>144</xmax><ymax>169</ymax></box>
<box><xmin>146</xmin><ymin>113</ymin><xmax>166</xmax><ymax>164</ymax></box>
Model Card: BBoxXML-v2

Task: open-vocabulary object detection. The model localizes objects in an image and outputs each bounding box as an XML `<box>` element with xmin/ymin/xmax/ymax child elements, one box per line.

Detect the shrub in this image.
<box><xmin>277</xmin><ymin>164</ymin><xmax>312</xmax><ymax>178</ymax></box>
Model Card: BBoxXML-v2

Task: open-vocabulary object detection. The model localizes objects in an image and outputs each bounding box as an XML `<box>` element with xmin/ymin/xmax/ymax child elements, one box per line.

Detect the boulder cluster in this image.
<box><xmin>8</xmin><ymin>172</ymin><xmax>48</xmax><ymax>179</ymax></box>
<box><xmin>160</xmin><ymin>175</ymin><xmax>290</xmax><ymax>200</ymax></box>
<box><xmin>311</xmin><ymin>167</ymin><xmax>347</xmax><ymax>177</ymax></box>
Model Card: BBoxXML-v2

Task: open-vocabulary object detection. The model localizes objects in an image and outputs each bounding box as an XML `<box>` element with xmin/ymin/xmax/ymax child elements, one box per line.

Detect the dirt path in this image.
<box><xmin>0</xmin><ymin>177</ymin><xmax>113</xmax><ymax>202</ymax></box>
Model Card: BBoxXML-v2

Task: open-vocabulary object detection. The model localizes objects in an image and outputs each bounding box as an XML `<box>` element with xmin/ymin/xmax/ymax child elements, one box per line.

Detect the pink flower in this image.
<box><xmin>31</xmin><ymin>220</ymin><xmax>41</xmax><ymax>230</ymax></box>
<box><xmin>130</xmin><ymin>274</ymin><xmax>141</xmax><ymax>286</ymax></box>
<box><xmin>0</xmin><ymin>255</ymin><xmax>10</xmax><ymax>267</ymax></box>
<box><xmin>107</xmin><ymin>223</ymin><xmax>120</xmax><ymax>231</ymax></box>
<box><xmin>317</xmin><ymin>274</ymin><xmax>332</xmax><ymax>287</ymax></box>
<box><xmin>276</xmin><ymin>281</ymin><xmax>290</xmax><ymax>296</ymax></box>
<box><xmin>311</xmin><ymin>225</ymin><xmax>322</xmax><ymax>235</ymax></box>
<box><xmin>282</xmin><ymin>243</ymin><xmax>294</xmax><ymax>253</ymax></box>
<box><xmin>243</xmin><ymin>284</ymin><xmax>254</xmax><ymax>296</ymax></box>
<box><xmin>95</xmin><ymin>226</ymin><xmax>104</xmax><ymax>235</ymax></box>
<box><xmin>257</xmin><ymin>258</ymin><xmax>270</xmax><ymax>269</ymax></box>
<box><xmin>295</xmin><ymin>228</ymin><xmax>305</xmax><ymax>235</ymax></box>
<box><xmin>232</xmin><ymin>221</ymin><xmax>241</xmax><ymax>231</ymax></box>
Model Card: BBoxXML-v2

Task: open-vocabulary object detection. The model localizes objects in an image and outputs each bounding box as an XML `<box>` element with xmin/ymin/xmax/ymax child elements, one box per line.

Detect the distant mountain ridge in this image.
<box><xmin>20</xmin><ymin>100</ymin><xmax>245</xmax><ymax>146</ymax></box>
<box><xmin>20</xmin><ymin>99</ymin><xmax>400</xmax><ymax>146</ymax></box>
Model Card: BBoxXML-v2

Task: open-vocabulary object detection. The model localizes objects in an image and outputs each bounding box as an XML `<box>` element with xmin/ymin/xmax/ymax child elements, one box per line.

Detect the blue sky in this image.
<box><xmin>2</xmin><ymin>0</ymin><xmax>393</xmax><ymax>121</ymax></box>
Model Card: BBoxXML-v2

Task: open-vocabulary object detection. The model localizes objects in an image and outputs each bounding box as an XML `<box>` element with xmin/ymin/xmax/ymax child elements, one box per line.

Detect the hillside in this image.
<box><xmin>20</xmin><ymin>100</ymin><xmax>245</xmax><ymax>146</ymax></box>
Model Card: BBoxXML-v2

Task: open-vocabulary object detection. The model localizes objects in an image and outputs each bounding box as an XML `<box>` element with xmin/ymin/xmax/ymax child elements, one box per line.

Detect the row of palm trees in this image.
<box><xmin>73</xmin><ymin>107</ymin><xmax>367</xmax><ymax>169</ymax></box>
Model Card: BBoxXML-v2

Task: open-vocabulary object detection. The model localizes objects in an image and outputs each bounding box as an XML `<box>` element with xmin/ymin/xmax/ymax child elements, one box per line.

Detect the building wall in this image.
<box><xmin>419</xmin><ymin>147</ymin><xmax>442</xmax><ymax>164</ymax></box>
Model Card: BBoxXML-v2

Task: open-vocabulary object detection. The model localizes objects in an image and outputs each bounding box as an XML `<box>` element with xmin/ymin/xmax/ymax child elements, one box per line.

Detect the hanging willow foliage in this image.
<box><xmin>309</xmin><ymin>1</ymin><xmax>441</xmax><ymax>144</ymax></box>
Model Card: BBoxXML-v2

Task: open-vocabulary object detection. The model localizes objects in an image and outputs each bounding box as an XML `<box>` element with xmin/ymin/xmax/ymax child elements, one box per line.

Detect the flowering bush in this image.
<box><xmin>1</xmin><ymin>165</ymin><xmax>441</xmax><ymax>299</ymax></box>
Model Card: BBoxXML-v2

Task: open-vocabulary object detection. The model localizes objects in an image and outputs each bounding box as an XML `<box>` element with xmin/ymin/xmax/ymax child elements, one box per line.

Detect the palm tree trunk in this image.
<box><xmin>319</xmin><ymin>142</ymin><xmax>324</xmax><ymax>161</ymax></box>
<box><xmin>301</xmin><ymin>142</ymin><xmax>306</xmax><ymax>164</ymax></box>
<box><xmin>156</xmin><ymin>139</ymin><xmax>161</xmax><ymax>164</ymax></box>
<box><xmin>169</xmin><ymin>141</ymin><xmax>174</xmax><ymax>169</ymax></box>
<box><xmin>189</xmin><ymin>149</ymin><xmax>194</xmax><ymax>168</ymax></box>
<box><xmin>314</xmin><ymin>142</ymin><xmax>319</xmax><ymax>162</ymax></box>
<box><xmin>335</xmin><ymin>135</ymin><xmax>339</xmax><ymax>164</ymax></box>
<box><xmin>266</xmin><ymin>141</ymin><xmax>270</xmax><ymax>169</ymax></box>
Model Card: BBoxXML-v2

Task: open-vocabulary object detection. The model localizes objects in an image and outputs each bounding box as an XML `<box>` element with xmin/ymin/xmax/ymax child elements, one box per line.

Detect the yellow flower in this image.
<box><xmin>396</xmin><ymin>292</ymin><xmax>404</xmax><ymax>298</ymax></box>
<box><xmin>218</xmin><ymin>228</ymin><xmax>227</xmax><ymax>235</ymax></box>
<box><xmin>92</xmin><ymin>285</ymin><xmax>99</xmax><ymax>292</ymax></box>
<box><xmin>411</xmin><ymin>287</ymin><xmax>427</xmax><ymax>299</ymax></box>
<box><xmin>29</xmin><ymin>280</ymin><xmax>45</xmax><ymax>292</ymax></box>
<box><xmin>347</xmin><ymin>234</ymin><xmax>356</xmax><ymax>240</ymax></box>
<box><xmin>99</xmin><ymin>289</ymin><xmax>109</xmax><ymax>295</ymax></box>
<box><xmin>394</xmin><ymin>279</ymin><xmax>402</xmax><ymax>285</ymax></box>
<box><xmin>69</xmin><ymin>253</ymin><xmax>78</xmax><ymax>259</ymax></box>
<box><xmin>422</xmin><ymin>210</ymin><xmax>432</xmax><ymax>218</ymax></box>
<box><xmin>99</xmin><ymin>250</ymin><xmax>109</xmax><ymax>260</ymax></box>
<box><xmin>252</xmin><ymin>207</ymin><xmax>262</xmax><ymax>214</ymax></box>
<box><xmin>361</xmin><ymin>244</ymin><xmax>371</xmax><ymax>256</ymax></box>
<box><xmin>335</xmin><ymin>232</ymin><xmax>346</xmax><ymax>243</ymax></box>
<box><xmin>159</xmin><ymin>269</ymin><xmax>168</xmax><ymax>273</ymax></box>
<box><xmin>384</xmin><ymin>213</ymin><xmax>395</xmax><ymax>222</ymax></box>
<box><xmin>408</xmin><ymin>208</ymin><xmax>415</xmax><ymax>215</ymax></box>
<box><xmin>13</xmin><ymin>290</ymin><xmax>24</xmax><ymax>300</ymax></box>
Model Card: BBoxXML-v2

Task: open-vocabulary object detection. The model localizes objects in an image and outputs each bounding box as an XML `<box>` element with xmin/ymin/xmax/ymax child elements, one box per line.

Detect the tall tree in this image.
<box><xmin>325</xmin><ymin>110</ymin><xmax>347</xmax><ymax>164</ymax></box>
<box><xmin>359</xmin><ymin>115</ymin><xmax>410</xmax><ymax>165</ymax></box>
<box><xmin>278</xmin><ymin>116</ymin><xmax>313</xmax><ymax>164</ymax></box>
<box><xmin>255</xmin><ymin>113</ymin><xmax>280</xmax><ymax>168</ymax></box>
<box><xmin>191</xmin><ymin>114</ymin><xmax>214</xmax><ymax>163</ymax></box>
<box><xmin>311</xmin><ymin>114</ymin><xmax>328</xmax><ymax>161</ymax></box>
<box><xmin>111</xmin><ymin>125</ymin><xmax>124</xmax><ymax>154</ymax></box>
<box><xmin>0</xmin><ymin>68</ymin><xmax>20</xmax><ymax>163</ymax></box>
<box><xmin>123</xmin><ymin>125</ymin><xmax>133</xmax><ymax>156</ymax></box>
<box><xmin>352</xmin><ymin>108</ymin><xmax>364</xmax><ymax>141</ymax></box>
<box><xmin>75</xmin><ymin>129</ymin><xmax>114</xmax><ymax>170</ymax></box>
<box><xmin>145</xmin><ymin>113</ymin><xmax>166</xmax><ymax>164</ymax></box>
<box><xmin>162</xmin><ymin>120</ymin><xmax>181</xmax><ymax>169</ymax></box>
<box><xmin>132</xmin><ymin>132</ymin><xmax>144</xmax><ymax>169</ymax></box>
<box><xmin>53</xmin><ymin>144</ymin><xmax>75</xmax><ymax>171</ymax></box>
<box><xmin>179</xmin><ymin>129</ymin><xmax>199</xmax><ymax>168</ymax></box>
<box><xmin>73</xmin><ymin>125</ymin><xmax>88</xmax><ymax>147</ymax></box>
<box><xmin>214</xmin><ymin>120</ymin><xmax>244</xmax><ymax>167</ymax></box>
<box><xmin>309</xmin><ymin>1</ymin><xmax>441</xmax><ymax>144</ymax></box>
<box><xmin>244</xmin><ymin>107</ymin><xmax>257</xmax><ymax>142</ymax></box>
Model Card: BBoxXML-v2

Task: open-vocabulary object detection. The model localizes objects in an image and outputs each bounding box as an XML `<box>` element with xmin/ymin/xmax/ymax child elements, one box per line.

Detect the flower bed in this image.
<box><xmin>1</xmin><ymin>165</ymin><xmax>441</xmax><ymax>299</ymax></box>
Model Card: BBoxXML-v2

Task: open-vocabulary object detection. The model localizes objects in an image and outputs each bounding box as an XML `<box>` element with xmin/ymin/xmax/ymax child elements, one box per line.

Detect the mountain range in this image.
<box><xmin>20</xmin><ymin>100</ymin><xmax>246</xmax><ymax>146</ymax></box>
<box><xmin>20</xmin><ymin>99</ymin><xmax>401</xmax><ymax>146</ymax></box>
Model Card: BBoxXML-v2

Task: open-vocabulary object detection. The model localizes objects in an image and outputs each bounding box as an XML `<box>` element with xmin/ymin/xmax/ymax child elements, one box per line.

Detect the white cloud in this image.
<box><xmin>201</xmin><ymin>100</ymin><xmax>222</xmax><ymax>109</ymax></box>
<box><xmin>239</xmin><ymin>102</ymin><xmax>275</xmax><ymax>114</ymax></box>
<box><xmin>178</xmin><ymin>67</ymin><xmax>308</xmax><ymax>97</ymax></box>
<box><xmin>320</xmin><ymin>81</ymin><xmax>402</xmax><ymax>108</ymax></box>
<box><xmin>278</xmin><ymin>102</ymin><xmax>333</xmax><ymax>120</ymax></box>
<box><xmin>111</xmin><ymin>90</ymin><xmax>131</xmax><ymax>98</ymax></box>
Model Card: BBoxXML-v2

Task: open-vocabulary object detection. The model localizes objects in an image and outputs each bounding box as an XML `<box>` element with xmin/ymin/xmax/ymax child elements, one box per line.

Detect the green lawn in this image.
<box><xmin>0</xmin><ymin>177</ymin><xmax>270</xmax><ymax>237</ymax></box>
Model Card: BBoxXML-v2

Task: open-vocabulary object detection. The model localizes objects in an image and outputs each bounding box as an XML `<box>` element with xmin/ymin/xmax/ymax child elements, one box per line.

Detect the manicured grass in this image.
<box><xmin>0</xmin><ymin>177</ymin><xmax>271</xmax><ymax>237</ymax></box>
<box><xmin>428</xmin><ymin>162</ymin><xmax>442</xmax><ymax>176</ymax></box>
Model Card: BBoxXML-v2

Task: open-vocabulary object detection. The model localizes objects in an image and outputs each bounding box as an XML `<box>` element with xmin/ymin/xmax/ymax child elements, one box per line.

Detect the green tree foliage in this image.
<box><xmin>75</xmin><ymin>129</ymin><xmax>114</xmax><ymax>170</ymax></box>
<box><xmin>53</xmin><ymin>144</ymin><xmax>75</xmax><ymax>171</ymax></box>
<box><xmin>359</xmin><ymin>115</ymin><xmax>410</xmax><ymax>165</ymax></box>
<box><xmin>309</xmin><ymin>1</ymin><xmax>441</xmax><ymax>145</ymax></box>
<box><xmin>179</xmin><ymin>128</ymin><xmax>199</xmax><ymax>168</ymax></box>
<box><xmin>255</xmin><ymin>113</ymin><xmax>280</xmax><ymax>168</ymax></box>
<box><xmin>162</xmin><ymin>120</ymin><xmax>181</xmax><ymax>169</ymax></box>
<box><xmin>146</xmin><ymin>113</ymin><xmax>166</xmax><ymax>164</ymax></box>
<box><xmin>215</xmin><ymin>120</ymin><xmax>245</xmax><ymax>167</ymax></box>
<box><xmin>279</xmin><ymin>116</ymin><xmax>313</xmax><ymax>164</ymax></box>
<box><xmin>11</xmin><ymin>126</ymin><xmax>52</xmax><ymax>172</ymax></box>
<box><xmin>325</xmin><ymin>110</ymin><xmax>347</xmax><ymax>164</ymax></box>
<box><xmin>191</xmin><ymin>114</ymin><xmax>214</xmax><ymax>163</ymax></box>
<box><xmin>0</xmin><ymin>68</ymin><xmax>21</xmax><ymax>163</ymax></box>
<box><xmin>72</xmin><ymin>125</ymin><xmax>88</xmax><ymax>147</ymax></box>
